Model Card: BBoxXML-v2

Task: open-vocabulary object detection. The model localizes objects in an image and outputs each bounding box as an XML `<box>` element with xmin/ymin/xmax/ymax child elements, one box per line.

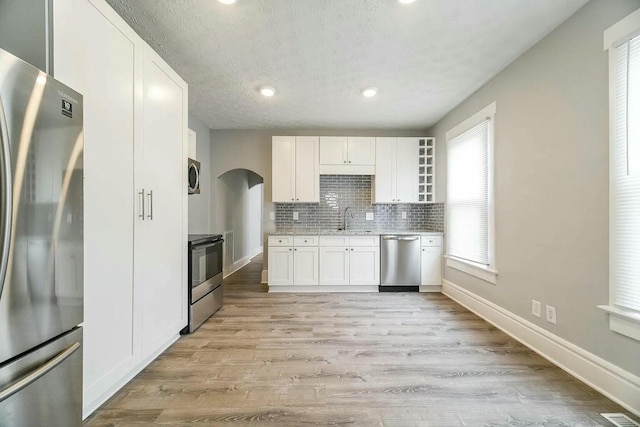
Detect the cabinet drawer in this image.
<box><xmin>421</xmin><ymin>235</ymin><xmax>442</xmax><ymax>247</ymax></box>
<box><xmin>349</xmin><ymin>235</ymin><xmax>380</xmax><ymax>247</ymax></box>
<box><xmin>319</xmin><ymin>236</ymin><xmax>350</xmax><ymax>246</ymax></box>
<box><xmin>269</xmin><ymin>236</ymin><xmax>294</xmax><ymax>246</ymax></box>
<box><xmin>294</xmin><ymin>236</ymin><xmax>318</xmax><ymax>246</ymax></box>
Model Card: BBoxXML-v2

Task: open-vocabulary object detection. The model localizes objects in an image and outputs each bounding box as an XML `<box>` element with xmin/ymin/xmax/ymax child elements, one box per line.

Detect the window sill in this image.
<box><xmin>445</xmin><ymin>255</ymin><xmax>498</xmax><ymax>284</ymax></box>
<box><xmin>597</xmin><ymin>305</ymin><xmax>640</xmax><ymax>342</ymax></box>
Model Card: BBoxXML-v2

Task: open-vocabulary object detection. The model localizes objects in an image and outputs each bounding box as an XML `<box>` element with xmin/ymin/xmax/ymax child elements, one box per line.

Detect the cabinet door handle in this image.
<box><xmin>289</xmin><ymin>248</ymin><xmax>292</xmax><ymax>251</ymax></box>
<box><xmin>345</xmin><ymin>248</ymin><xmax>348</xmax><ymax>251</ymax></box>
<box><xmin>294</xmin><ymin>248</ymin><xmax>297</xmax><ymax>251</ymax></box>
<box><xmin>138</xmin><ymin>189</ymin><xmax>145</xmax><ymax>220</ymax></box>
<box><xmin>147</xmin><ymin>190</ymin><xmax>153</xmax><ymax>220</ymax></box>
<box><xmin>348</xmin><ymin>160</ymin><xmax>351</xmax><ymax>163</ymax></box>
<box><xmin>350</xmin><ymin>248</ymin><xmax>354</xmax><ymax>251</ymax></box>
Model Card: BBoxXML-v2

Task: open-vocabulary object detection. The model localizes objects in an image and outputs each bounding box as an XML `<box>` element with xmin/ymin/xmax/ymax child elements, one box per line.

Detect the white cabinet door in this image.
<box><xmin>421</xmin><ymin>246</ymin><xmax>442</xmax><ymax>286</ymax></box>
<box><xmin>319</xmin><ymin>136</ymin><xmax>347</xmax><ymax>165</ymax></box>
<box><xmin>350</xmin><ymin>246</ymin><xmax>380</xmax><ymax>285</ymax></box>
<box><xmin>272</xmin><ymin>136</ymin><xmax>295</xmax><ymax>202</ymax></box>
<box><xmin>294</xmin><ymin>136</ymin><xmax>319</xmax><ymax>202</ymax></box>
<box><xmin>268</xmin><ymin>247</ymin><xmax>294</xmax><ymax>285</ymax></box>
<box><xmin>53</xmin><ymin>0</ymin><xmax>137</xmax><ymax>408</ymax></box>
<box><xmin>319</xmin><ymin>247</ymin><xmax>350</xmax><ymax>285</ymax></box>
<box><xmin>348</xmin><ymin>137</ymin><xmax>375</xmax><ymax>165</ymax></box>
<box><xmin>138</xmin><ymin>45</ymin><xmax>187</xmax><ymax>358</ymax></box>
<box><xmin>374</xmin><ymin>137</ymin><xmax>396</xmax><ymax>203</ymax></box>
<box><xmin>395</xmin><ymin>138</ymin><xmax>419</xmax><ymax>203</ymax></box>
<box><xmin>293</xmin><ymin>247</ymin><xmax>319</xmax><ymax>285</ymax></box>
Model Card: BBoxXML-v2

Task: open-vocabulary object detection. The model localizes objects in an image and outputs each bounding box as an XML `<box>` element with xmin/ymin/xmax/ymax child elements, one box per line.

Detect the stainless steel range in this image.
<box><xmin>182</xmin><ymin>234</ymin><xmax>224</xmax><ymax>333</ymax></box>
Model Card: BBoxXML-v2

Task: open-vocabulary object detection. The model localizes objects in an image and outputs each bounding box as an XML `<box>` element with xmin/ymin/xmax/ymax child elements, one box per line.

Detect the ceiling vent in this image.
<box><xmin>601</xmin><ymin>413</ymin><xmax>640</xmax><ymax>427</ymax></box>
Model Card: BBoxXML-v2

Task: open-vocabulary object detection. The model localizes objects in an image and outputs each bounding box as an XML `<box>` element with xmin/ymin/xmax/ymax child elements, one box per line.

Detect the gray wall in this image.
<box><xmin>428</xmin><ymin>0</ymin><xmax>640</xmax><ymax>376</ymax></box>
<box><xmin>0</xmin><ymin>0</ymin><xmax>49</xmax><ymax>72</ymax></box>
<box><xmin>188</xmin><ymin>114</ymin><xmax>212</xmax><ymax>234</ymax></box>
<box><xmin>210</xmin><ymin>129</ymin><xmax>428</xmax><ymax>265</ymax></box>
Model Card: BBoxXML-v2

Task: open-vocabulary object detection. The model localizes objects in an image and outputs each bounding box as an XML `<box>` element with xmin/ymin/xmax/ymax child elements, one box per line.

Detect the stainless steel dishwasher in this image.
<box><xmin>380</xmin><ymin>234</ymin><xmax>421</xmax><ymax>291</ymax></box>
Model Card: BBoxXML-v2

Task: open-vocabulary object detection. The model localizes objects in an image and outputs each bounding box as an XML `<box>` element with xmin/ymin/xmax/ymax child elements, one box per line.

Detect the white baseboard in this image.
<box><xmin>268</xmin><ymin>285</ymin><xmax>379</xmax><ymax>293</ymax></box>
<box><xmin>223</xmin><ymin>247</ymin><xmax>262</xmax><ymax>278</ymax></box>
<box><xmin>261</xmin><ymin>270</ymin><xmax>268</xmax><ymax>284</ymax></box>
<box><xmin>442</xmin><ymin>279</ymin><xmax>640</xmax><ymax>417</ymax></box>
<box><xmin>419</xmin><ymin>285</ymin><xmax>442</xmax><ymax>293</ymax></box>
<box><xmin>83</xmin><ymin>334</ymin><xmax>180</xmax><ymax>419</ymax></box>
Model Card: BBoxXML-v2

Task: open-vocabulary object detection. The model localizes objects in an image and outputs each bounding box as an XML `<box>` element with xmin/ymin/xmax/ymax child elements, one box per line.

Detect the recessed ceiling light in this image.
<box><xmin>218</xmin><ymin>0</ymin><xmax>236</xmax><ymax>4</ymax></box>
<box><xmin>362</xmin><ymin>87</ymin><xmax>378</xmax><ymax>98</ymax></box>
<box><xmin>398</xmin><ymin>0</ymin><xmax>416</xmax><ymax>4</ymax></box>
<box><xmin>260</xmin><ymin>86</ymin><xmax>276</xmax><ymax>97</ymax></box>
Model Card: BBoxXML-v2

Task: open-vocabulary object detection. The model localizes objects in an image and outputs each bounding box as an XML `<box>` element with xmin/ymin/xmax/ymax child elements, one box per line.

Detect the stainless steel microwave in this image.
<box><xmin>188</xmin><ymin>158</ymin><xmax>200</xmax><ymax>194</ymax></box>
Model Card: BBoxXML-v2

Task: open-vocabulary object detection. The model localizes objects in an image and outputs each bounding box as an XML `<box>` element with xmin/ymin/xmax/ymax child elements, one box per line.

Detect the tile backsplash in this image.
<box><xmin>275</xmin><ymin>175</ymin><xmax>444</xmax><ymax>231</ymax></box>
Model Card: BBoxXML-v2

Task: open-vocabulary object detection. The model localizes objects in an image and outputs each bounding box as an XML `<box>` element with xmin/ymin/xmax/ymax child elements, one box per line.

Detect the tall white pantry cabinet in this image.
<box><xmin>53</xmin><ymin>0</ymin><xmax>188</xmax><ymax>418</ymax></box>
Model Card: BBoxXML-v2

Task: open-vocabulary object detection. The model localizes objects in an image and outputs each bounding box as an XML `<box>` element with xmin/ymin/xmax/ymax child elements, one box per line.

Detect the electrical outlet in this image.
<box><xmin>269</xmin><ymin>211</ymin><xmax>275</xmax><ymax>220</ymax></box>
<box><xmin>293</xmin><ymin>212</ymin><xmax>299</xmax><ymax>221</ymax></box>
<box><xmin>531</xmin><ymin>300</ymin><xmax>541</xmax><ymax>318</ymax></box>
<box><xmin>545</xmin><ymin>305</ymin><xmax>557</xmax><ymax>324</ymax></box>
<box><xmin>401</xmin><ymin>212</ymin><xmax>407</xmax><ymax>219</ymax></box>
<box><xmin>366</xmin><ymin>212</ymin><xmax>374</xmax><ymax>220</ymax></box>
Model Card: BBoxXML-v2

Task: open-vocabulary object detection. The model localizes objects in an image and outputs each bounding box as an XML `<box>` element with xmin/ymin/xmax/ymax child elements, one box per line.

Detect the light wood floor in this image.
<box><xmin>85</xmin><ymin>254</ymin><xmax>635</xmax><ymax>426</ymax></box>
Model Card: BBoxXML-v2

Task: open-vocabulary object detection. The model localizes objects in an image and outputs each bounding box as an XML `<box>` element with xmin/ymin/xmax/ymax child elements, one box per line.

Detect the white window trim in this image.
<box><xmin>445</xmin><ymin>102</ymin><xmax>498</xmax><ymax>284</ymax></box>
<box><xmin>601</xmin><ymin>9</ymin><xmax>640</xmax><ymax>342</ymax></box>
<box><xmin>445</xmin><ymin>255</ymin><xmax>498</xmax><ymax>285</ymax></box>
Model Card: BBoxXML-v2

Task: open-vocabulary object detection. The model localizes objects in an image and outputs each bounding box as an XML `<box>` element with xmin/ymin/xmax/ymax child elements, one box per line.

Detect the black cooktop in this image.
<box><xmin>188</xmin><ymin>234</ymin><xmax>223</xmax><ymax>246</ymax></box>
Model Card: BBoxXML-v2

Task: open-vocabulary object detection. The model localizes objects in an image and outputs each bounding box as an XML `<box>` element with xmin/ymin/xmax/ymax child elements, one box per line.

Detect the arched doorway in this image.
<box><xmin>217</xmin><ymin>169</ymin><xmax>264</xmax><ymax>276</ymax></box>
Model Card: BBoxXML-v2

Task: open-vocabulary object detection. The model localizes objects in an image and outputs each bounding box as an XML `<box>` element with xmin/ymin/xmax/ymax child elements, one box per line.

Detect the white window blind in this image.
<box><xmin>611</xmin><ymin>35</ymin><xmax>640</xmax><ymax>312</ymax></box>
<box><xmin>447</xmin><ymin>119</ymin><xmax>490</xmax><ymax>265</ymax></box>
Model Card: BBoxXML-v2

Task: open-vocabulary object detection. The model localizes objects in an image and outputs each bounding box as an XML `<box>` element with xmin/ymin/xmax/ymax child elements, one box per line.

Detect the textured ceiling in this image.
<box><xmin>105</xmin><ymin>0</ymin><xmax>589</xmax><ymax>130</ymax></box>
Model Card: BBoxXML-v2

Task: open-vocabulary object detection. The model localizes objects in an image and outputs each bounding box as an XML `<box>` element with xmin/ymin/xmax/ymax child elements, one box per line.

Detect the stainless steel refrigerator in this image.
<box><xmin>0</xmin><ymin>48</ymin><xmax>83</xmax><ymax>426</ymax></box>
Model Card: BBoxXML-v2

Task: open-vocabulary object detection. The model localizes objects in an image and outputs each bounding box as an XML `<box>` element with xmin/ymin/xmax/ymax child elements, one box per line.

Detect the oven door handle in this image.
<box><xmin>191</xmin><ymin>240</ymin><xmax>223</xmax><ymax>250</ymax></box>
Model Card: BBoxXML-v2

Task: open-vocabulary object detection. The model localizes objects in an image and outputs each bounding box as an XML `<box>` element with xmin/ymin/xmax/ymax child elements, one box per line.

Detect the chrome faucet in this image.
<box><xmin>343</xmin><ymin>207</ymin><xmax>355</xmax><ymax>230</ymax></box>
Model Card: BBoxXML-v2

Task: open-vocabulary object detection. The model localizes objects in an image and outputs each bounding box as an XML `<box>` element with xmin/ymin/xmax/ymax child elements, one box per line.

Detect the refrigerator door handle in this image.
<box><xmin>0</xmin><ymin>342</ymin><xmax>80</xmax><ymax>403</ymax></box>
<box><xmin>0</xmin><ymin>95</ymin><xmax>12</xmax><ymax>299</ymax></box>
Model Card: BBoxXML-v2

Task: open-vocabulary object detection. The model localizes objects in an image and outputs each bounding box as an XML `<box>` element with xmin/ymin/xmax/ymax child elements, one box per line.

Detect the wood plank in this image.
<box><xmin>84</xmin><ymin>254</ymin><xmax>636</xmax><ymax>426</ymax></box>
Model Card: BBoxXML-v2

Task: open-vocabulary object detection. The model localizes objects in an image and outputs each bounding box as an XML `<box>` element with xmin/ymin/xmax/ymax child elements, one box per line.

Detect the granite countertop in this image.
<box><xmin>268</xmin><ymin>229</ymin><xmax>443</xmax><ymax>236</ymax></box>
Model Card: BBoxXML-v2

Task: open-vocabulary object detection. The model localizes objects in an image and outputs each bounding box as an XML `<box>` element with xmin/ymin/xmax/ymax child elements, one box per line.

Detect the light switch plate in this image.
<box><xmin>269</xmin><ymin>211</ymin><xmax>275</xmax><ymax>220</ymax></box>
<box><xmin>293</xmin><ymin>212</ymin><xmax>299</xmax><ymax>221</ymax></box>
<box><xmin>401</xmin><ymin>212</ymin><xmax>407</xmax><ymax>219</ymax></box>
<box><xmin>366</xmin><ymin>212</ymin><xmax>374</xmax><ymax>220</ymax></box>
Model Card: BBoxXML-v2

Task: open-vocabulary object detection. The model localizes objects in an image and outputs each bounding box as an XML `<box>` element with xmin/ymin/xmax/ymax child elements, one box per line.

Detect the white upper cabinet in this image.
<box><xmin>295</xmin><ymin>136</ymin><xmax>320</xmax><ymax>202</ymax></box>
<box><xmin>347</xmin><ymin>137</ymin><xmax>376</xmax><ymax>165</ymax></box>
<box><xmin>319</xmin><ymin>136</ymin><xmax>347</xmax><ymax>165</ymax></box>
<box><xmin>272</xmin><ymin>136</ymin><xmax>319</xmax><ymax>203</ymax></box>
<box><xmin>272</xmin><ymin>136</ymin><xmax>296</xmax><ymax>202</ymax></box>
<box><xmin>373</xmin><ymin>137</ymin><xmax>419</xmax><ymax>203</ymax></box>
<box><xmin>395</xmin><ymin>138</ymin><xmax>419</xmax><ymax>203</ymax></box>
<box><xmin>319</xmin><ymin>136</ymin><xmax>375</xmax><ymax>174</ymax></box>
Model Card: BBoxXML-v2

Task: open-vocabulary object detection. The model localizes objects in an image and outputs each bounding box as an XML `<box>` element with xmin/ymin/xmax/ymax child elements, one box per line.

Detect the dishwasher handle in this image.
<box><xmin>383</xmin><ymin>236</ymin><xmax>419</xmax><ymax>241</ymax></box>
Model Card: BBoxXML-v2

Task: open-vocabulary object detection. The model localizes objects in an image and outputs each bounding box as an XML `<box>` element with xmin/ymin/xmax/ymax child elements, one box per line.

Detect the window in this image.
<box><xmin>445</xmin><ymin>102</ymin><xmax>497</xmax><ymax>284</ymax></box>
<box><xmin>600</xmin><ymin>9</ymin><xmax>640</xmax><ymax>342</ymax></box>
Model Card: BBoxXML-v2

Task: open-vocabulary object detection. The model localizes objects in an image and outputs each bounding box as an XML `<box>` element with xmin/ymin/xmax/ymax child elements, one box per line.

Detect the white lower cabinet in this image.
<box><xmin>319</xmin><ymin>247</ymin><xmax>350</xmax><ymax>285</ymax></box>
<box><xmin>268</xmin><ymin>246</ymin><xmax>294</xmax><ymax>285</ymax></box>
<box><xmin>420</xmin><ymin>236</ymin><xmax>443</xmax><ymax>290</ymax></box>
<box><xmin>318</xmin><ymin>236</ymin><xmax>380</xmax><ymax>287</ymax></box>
<box><xmin>293</xmin><ymin>247</ymin><xmax>319</xmax><ymax>285</ymax></box>
<box><xmin>349</xmin><ymin>246</ymin><xmax>380</xmax><ymax>285</ymax></box>
<box><xmin>268</xmin><ymin>236</ymin><xmax>318</xmax><ymax>286</ymax></box>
